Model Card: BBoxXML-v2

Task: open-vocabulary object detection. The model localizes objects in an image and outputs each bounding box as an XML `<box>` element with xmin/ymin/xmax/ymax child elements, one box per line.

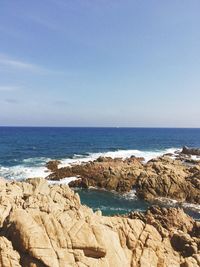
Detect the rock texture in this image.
<box><xmin>136</xmin><ymin>156</ymin><xmax>200</xmax><ymax>204</ymax></box>
<box><xmin>46</xmin><ymin>160</ymin><xmax>61</xmax><ymax>172</ymax></box>
<box><xmin>181</xmin><ymin>146</ymin><xmax>200</xmax><ymax>156</ymax></box>
<box><xmin>0</xmin><ymin>178</ymin><xmax>199</xmax><ymax>267</ymax></box>
<box><xmin>47</xmin><ymin>155</ymin><xmax>200</xmax><ymax>204</ymax></box>
<box><xmin>47</xmin><ymin>156</ymin><xmax>145</xmax><ymax>193</ymax></box>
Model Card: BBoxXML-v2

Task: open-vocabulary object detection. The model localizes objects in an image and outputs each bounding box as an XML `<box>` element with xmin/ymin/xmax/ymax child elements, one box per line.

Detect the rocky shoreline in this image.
<box><xmin>0</xmin><ymin>178</ymin><xmax>199</xmax><ymax>267</ymax></box>
<box><xmin>46</xmin><ymin>147</ymin><xmax>200</xmax><ymax>205</ymax></box>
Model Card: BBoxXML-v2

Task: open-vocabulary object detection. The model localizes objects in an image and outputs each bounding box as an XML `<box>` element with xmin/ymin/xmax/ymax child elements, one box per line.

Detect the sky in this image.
<box><xmin>0</xmin><ymin>0</ymin><xmax>200</xmax><ymax>127</ymax></box>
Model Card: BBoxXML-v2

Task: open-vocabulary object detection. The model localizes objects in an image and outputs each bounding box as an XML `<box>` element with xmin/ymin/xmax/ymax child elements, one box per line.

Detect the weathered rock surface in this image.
<box><xmin>136</xmin><ymin>156</ymin><xmax>200</xmax><ymax>204</ymax></box>
<box><xmin>181</xmin><ymin>146</ymin><xmax>200</xmax><ymax>156</ymax></box>
<box><xmin>47</xmin><ymin>155</ymin><xmax>200</xmax><ymax>204</ymax></box>
<box><xmin>47</xmin><ymin>156</ymin><xmax>145</xmax><ymax>192</ymax></box>
<box><xmin>0</xmin><ymin>178</ymin><xmax>199</xmax><ymax>267</ymax></box>
<box><xmin>46</xmin><ymin>160</ymin><xmax>61</xmax><ymax>172</ymax></box>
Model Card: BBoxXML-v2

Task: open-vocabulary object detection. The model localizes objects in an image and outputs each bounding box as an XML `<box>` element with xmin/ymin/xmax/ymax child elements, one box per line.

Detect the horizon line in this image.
<box><xmin>0</xmin><ymin>125</ymin><xmax>200</xmax><ymax>129</ymax></box>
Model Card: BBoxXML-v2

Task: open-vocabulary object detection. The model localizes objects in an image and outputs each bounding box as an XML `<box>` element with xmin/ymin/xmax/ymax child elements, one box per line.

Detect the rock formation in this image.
<box><xmin>181</xmin><ymin>146</ymin><xmax>200</xmax><ymax>156</ymax></box>
<box><xmin>136</xmin><ymin>156</ymin><xmax>200</xmax><ymax>204</ymax></box>
<box><xmin>0</xmin><ymin>178</ymin><xmax>199</xmax><ymax>267</ymax></box>
<box><xmin>47</xmin><ymin>155</ymin><xmax>200</xmax><ymax>204</ymax></box>
<box><xmin>46</xmin><ymin>160</ymin><xmax>61</xmax><ymax>172</ymax></box>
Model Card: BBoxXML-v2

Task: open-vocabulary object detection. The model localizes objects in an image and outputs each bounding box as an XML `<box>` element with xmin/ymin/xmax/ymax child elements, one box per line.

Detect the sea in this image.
<box><xmin>0</xmin><ymin>127</ymin><xmax>200</xmax><ymax>219</ymax></box>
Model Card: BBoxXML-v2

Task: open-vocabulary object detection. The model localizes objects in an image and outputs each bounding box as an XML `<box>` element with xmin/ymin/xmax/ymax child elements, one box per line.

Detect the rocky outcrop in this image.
<box><xmin>181</xmin><ymin>146</ymin><xmax>200</xmax><ymax>156</ymax></box>
<box><xmin>46</xmin><ymin>160</ymin><xmax>61</xmax><ymax>172</ymax></box>
<box><xmin>128</xmin><ymin>206</ymin><xmax>200</xmax><ymax>263</ymax></box>
<box><xmin>0</xmin><ymin>178</ymin><xmax>199</xmax><ymax>267</ymax></box>
<box><xmin>47</xmin><ymin>155</ymin><xmax>200</xmax><ymax>204</ymax></box>
<box><xmin>127</xmin><ymin>206</ymin><xmax>195</xmax><ymax>237</ymax></box>
<box><xmin>136</xmin><ymin>156</ymin><xmax>200</xmax><ymax>204</ymax></box>
<box><xmin>47</xmin><ymin>156</ymin><xmax>144</xmax><ymax>193</ymax></box>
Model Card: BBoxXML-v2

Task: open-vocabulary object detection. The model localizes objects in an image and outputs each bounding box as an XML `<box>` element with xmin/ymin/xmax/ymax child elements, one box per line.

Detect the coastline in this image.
<box><xmin>1</xmin><ymin>146</ymin><xmax>200</xmax><ymax>219</ymax></box>
<box><xmin>0</xmin><ymin>147</ymin><xmax>178</xmax><ymax>180</ymax></box>
<box><xmin>44</xmin><ymin>148</ymin><xmax>200</xmax><ymax>218</ymax></box>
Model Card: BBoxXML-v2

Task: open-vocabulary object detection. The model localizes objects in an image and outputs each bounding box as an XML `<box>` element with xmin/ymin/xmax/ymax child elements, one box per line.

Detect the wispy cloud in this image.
<box><xmin>0</xmin><ymin>56</ymin><xmax>37</xmax><ymax>70</ymax></box>
<box><xmin>0</xmin><ymin>54</ymin><xmax>63</xmax><ymax>75</ymax></box>
<box><xmin>5</xmin><ymin>98</ymin><xmax>19</xmax><ymax>104</ymax></box>
<box><xmin>54</xmin><ymin>100</ymin><xmax>69</xmax><ymax>106</ymax></box>
<box><xmin>0</xmin><ymin>85</ymin><xmax>19</xmax><ymax>92</ymax></box>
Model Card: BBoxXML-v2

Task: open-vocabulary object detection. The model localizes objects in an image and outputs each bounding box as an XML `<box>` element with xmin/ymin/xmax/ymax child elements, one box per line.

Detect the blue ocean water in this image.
<box><xmin>0</xmin><ymin>127</ymin><xmax>200</xmax><ymax>218</ymax></box>
<box><xmin>1</xmin><ymin>127</ymin><xmax>200</xmax><ymax>166</ymax></box>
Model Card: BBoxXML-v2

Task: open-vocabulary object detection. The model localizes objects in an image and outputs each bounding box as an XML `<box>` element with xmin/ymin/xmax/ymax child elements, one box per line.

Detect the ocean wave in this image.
<box><xmin>22</xmin><ymin>157</ymin><xmax>51</xmax><ymax>165</ymax></box>
<box><xmin>0</xmin><ymin>165</ymin><xmax>49</xmax><ymax>180</ymax></box>
<box><xmin>0</xmin><ymin>147</ymin><xmax>179</xmax><ymax>180</ymax></box>
<box><xmin>59</xmin><ymin>147</ymin><xmax>179</xmax><ymax>168</ymax></box>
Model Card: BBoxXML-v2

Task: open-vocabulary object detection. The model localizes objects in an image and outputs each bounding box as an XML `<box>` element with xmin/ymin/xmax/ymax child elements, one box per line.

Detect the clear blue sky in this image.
<box><xmin>0</xmin><ymin>0</ymin><xmax>200</xmax><ymax>127</ymax></box>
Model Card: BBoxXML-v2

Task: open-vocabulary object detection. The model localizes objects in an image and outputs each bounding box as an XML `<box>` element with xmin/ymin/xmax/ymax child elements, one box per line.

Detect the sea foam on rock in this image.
<box><xmin>0</xmin><ymin>178</ymin><xmax>199</xmax><ymax>267</ymax></box>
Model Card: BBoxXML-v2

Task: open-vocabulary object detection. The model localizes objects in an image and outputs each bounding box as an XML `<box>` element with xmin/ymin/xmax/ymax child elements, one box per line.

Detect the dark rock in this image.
<box><xmin>171</xmin><ymin>232</ymin><xmax>198</xmax><ymax>257</ymax></box>
<box><xmin>182</xmin><ymin>146</ymin><xmax>200</xmax><ymax>156</ymax></box>
<box><xmin>46</xmin><ymin>160</ymin><xmax>61</xmax><ymax>172</ymax></box>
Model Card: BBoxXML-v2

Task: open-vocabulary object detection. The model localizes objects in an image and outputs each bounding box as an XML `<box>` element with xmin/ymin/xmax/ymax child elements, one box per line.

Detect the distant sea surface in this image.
<box><xmin>0</xmin><ymin>127</ymin><xmax>200</xmax><ymax>218</ymax></box>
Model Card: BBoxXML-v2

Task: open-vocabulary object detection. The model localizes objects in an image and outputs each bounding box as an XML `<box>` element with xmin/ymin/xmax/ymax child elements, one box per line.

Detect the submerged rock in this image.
<box><xmin>0</xmin><ymin>178</ymin><xmax>199</xmax><ymax>267</ymax></box>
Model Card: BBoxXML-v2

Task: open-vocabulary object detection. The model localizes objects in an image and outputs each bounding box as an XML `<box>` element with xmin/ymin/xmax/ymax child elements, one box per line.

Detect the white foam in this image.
<box><xmin>154</xmin><ymin>197</ymin><xmax>200</xmax><ymax>214</ymax></box>
<box><xmin>0</xmin><ymin>148</ymin><xmax>179</xmax><ymax>180</ymax></box>
<box><xmin>22</xmin><ymin>157</ymin><xmax>51</xmax><ymax>165</ymax></box>
<box><xmin>0</xmin><ymin>165</ymin><xmax>49</xmax><ymax>180</ymax></box>
<box><xmin>97</xmin><ymin>205</ymin><xmax>146</xmax><ymax>213</ymax></box>
<box><xmin>191</xmin><ymin>155</ymin><xmax>200</xmax><ymax>161</ymax></box>
<box><xmin>97</xmin><ymin>205</ymin><xmax>131</xmax><ymax>212</ymax></box>
<box><xmin>47</xmin><ymin>177</ymin><xmax>79</xmax><ymax>185</ymax></box>
<box><xmin>59</xmin><ymin>148</ymin><xmax>178</xmax><ymax>168</ymax></box>
<box><xmin>122</xmin><ymin>189</ymin><xmax>137</xmax><ymax>200</ymax></box>
<box><xmin>181</xmin><ymin>202</ymin><xmax>200</xmax><ymax>213</ymax></box>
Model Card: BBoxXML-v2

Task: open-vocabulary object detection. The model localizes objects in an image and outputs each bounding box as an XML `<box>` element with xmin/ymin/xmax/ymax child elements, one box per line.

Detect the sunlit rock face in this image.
<box><xmin>0</xmin><ymin>178</ymin><xmax>199</xmax><ymax>267</ymax></box>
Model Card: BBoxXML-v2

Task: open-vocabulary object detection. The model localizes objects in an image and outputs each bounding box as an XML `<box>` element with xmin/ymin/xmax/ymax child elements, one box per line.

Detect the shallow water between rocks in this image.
<box><xmin>75</xmin><ymin>188</ymin><xmax>200</xmax><ymax>220</ymax></box>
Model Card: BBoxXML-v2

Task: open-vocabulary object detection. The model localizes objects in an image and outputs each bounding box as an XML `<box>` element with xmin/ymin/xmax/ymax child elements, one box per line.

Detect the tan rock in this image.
<box><xmin>0</xmin><ymin>178</ymin><xmax>199</xmax><ymax>267</ymax></box>
<box><xmin>0</xmin><ymin>236</ymin><xmax>21</xmax><ymax>267</ymax></box>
